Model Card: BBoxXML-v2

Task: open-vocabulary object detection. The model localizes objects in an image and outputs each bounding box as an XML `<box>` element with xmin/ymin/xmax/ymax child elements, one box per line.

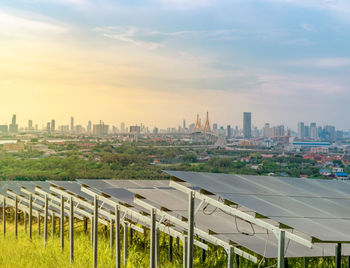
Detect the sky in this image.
<box><xmin>0</xmin><ymin>0</ymin><xmax>349</xmax><ymax>130</ymax></box>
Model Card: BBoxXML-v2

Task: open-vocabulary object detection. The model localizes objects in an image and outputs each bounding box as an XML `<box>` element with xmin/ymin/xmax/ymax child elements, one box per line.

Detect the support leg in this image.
<box><xmin>278</xmin><ymin>230</ymin><xmax>285</xmax><ymax>268</ymax></box>
<box><xmin>93</xmin><ymin>195</ymin><xmax>98</xmax><ymax>268</ymax></box>
<box><xmin>335</xmin><ymin>243</ymin><xmax>341</xmax><ymax>268</ymax></box>
<box><xmin>187</xmin><ymin>191</ymin><xmax>195</xmax><ymax>268</ymax></box>
<box><xmin>60</xmin><ymin>195</ymin><xmax>64</xmax><ymax>250</ymax></box>
<box><xmin>150</xmin><ymin>208</ymin><xmax>156</xmax><ymax>268</ymax></box>
<box><xmin>168</xmin><ymin>235</ymin><xmax>173</xmax><ymax>263</ymax></box>
<box><xmin>69</xmin><ymin>197</ymin><xmax>74</xmax><ymax>264</ymax></box>
<box><xmin>14</xmin><ymin>196</ymin><xmax>18</xmax><ymax>239</ymax></box>
<box><xmin>123</xmin><ymin>223</ymin><xmax>128</xmax><ymax>267</ymax></box>
<box><xmin>115</xmin><ymin>205</ymin><xmax>121</xmax><ymax>268</ymax></box>
<box><xmin>44</xmin><ymin>194</ymin><xmax>48</xmax><ymax>247</ymax></box>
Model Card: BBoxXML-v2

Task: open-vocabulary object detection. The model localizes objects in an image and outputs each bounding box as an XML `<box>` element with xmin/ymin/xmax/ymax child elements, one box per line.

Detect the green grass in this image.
<box><xmin>1</xmin><ymin>214</ymin><xmax>349</xmax><ymax>268</ymax></box>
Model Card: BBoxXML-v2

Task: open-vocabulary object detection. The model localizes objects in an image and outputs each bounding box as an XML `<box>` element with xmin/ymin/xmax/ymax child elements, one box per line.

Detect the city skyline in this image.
<box><xmin>1</xmin><ymin>1</ymin><xmax>350</xmax><ymax>129</ymax></box>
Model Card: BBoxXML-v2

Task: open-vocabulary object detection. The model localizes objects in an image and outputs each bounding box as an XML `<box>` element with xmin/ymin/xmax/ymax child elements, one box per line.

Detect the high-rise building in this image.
<box><xmin>0</xmin><ymin>125</ymin><xmax>8</xmax><ymax>133</ymax></box>
<box><xmin>28</xmin><ymin>120</ymin><xmax>33</xmax><ymax>130</ymax></box>
<box><xmin>93</xmin><ymin>121</ymin><xmax>109</xmax><ymax>136</ymax></box>
<box><xmin>51</xmin><ymin>120</ymin><xmax>56</xmax><ymax>132</ymax></box>
<box><xmin>297</xmin><ymin>122</ymin><xmax>304</xmax><ymax>139</ymax></box>
<box><xmin>213</xmin><ymin>123</ymin><xmax>218</xmax><ymax>131</ymax></box>
<box><xmin>243</xmin><ymin>112</ymin><xmax>252</xmax><ymax>138</ymax></box>
<box><xmin>310</xmin><ymin>123</ymin><xmax>317</xmax><ymax>140</ymax></box>
<box><xmin>227</xmin><ymin>125</ymin><xmax>232</xmax><ymax>138</ymax></box>
<box><xmin>46</xmin><ymin>122</ymin><xmax>51</xmax><ymax>132</ymax></box>
<box><xmin>9</xmin><ymin>114</ymin><xmax>18</xmax><ymax>133</ymax></box>
<box><xmin>304</xmin><ymin>126</ymin><xmax>310</xmax><ymax>139</ymax></box>
<box><xmin>70</xmin><ymin>116</ymin><xmax>74</xmax><ymax>131</ymax></box>
<box><xmin>87</xmin><ymin>120</ymin><xmax>92</xmax><ymax>133</ymax></box>
<box><xmin>120</xmin><ymin>122</ymin><xmax>125</xmax><ymax>133</ymax></box>
<box><xmin>325</xmin><ymin>125</ymin><xmax>336</xmax><ymax>141</ymax></box>
<box><xmin>183</xmin><ymin>120</ymin><xmax>186</xmax><ymax>129</ymax></box>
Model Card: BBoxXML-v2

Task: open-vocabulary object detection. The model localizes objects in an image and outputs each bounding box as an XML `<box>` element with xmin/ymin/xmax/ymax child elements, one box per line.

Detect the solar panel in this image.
<box><xmin>164</xmin><ymin>170</ymin><xmax>350</xmax><ymax>242</ymax></box>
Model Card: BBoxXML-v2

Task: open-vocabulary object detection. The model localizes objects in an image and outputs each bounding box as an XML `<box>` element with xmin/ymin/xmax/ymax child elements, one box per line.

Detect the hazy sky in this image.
<box><xmin>0</xmin><ymin>0</ymin><xmax>349</xmax><ymax>130</ymax></box>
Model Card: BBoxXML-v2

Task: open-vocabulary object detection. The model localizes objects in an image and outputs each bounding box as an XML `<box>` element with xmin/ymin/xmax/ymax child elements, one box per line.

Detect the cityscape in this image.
<box><xmin>1</xmin><ymin>0</ymin><xmax>350</xmax><ymax>267</ymax></box>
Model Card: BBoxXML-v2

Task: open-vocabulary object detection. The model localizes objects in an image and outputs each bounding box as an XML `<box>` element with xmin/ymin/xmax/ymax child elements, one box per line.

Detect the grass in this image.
<box><xmin>1</xmin><ymin>211</ymin><xmax>349</xmax><ymax>268</ymax></box>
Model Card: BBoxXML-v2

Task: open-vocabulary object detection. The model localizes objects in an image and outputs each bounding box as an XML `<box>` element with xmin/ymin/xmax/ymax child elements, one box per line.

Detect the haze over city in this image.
<box><xmin>1</xmin><ymin>0</ymin><xmax>350</xmax><ymax>129</ymax></box>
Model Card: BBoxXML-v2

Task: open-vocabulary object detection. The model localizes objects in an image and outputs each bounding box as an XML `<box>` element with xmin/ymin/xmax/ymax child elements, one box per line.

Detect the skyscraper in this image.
<box><xmin>297</xmin><ymin>122</ymin><xmax>304</xmax><ymax>139</ymax></box>
<box><xmin>28</xmin><ymin>120</ymin><xmax>33</xmax><ymax>130</ymax></box>
<box><xmin>120</xmin><ymin>122</ymin><xmax>125</xmax><ymax>133</ymax></box>
<box><xmin>227</xmin><ymin>125</ymin><xmax>232</xmax><ymax>138</ymax></box>
<box><xmin>243</xmin><ymin>112</ymin><xmax>251</xmax><ymax>138</ymax></box>
<box><xmin>9</xmin><ymin>114</ymin><xmax>18</xmax><ymax>133</ymax></box>
<box><xmin>87</xmin><ymin>120</ymin><xmax>92</xmax><ymax>133</ymax></box>
<box><xmin>183</xmin><ymin>119</ymin><xmax>186</xmax><ymax>129</ymax></box>
<box><xmin>310</xmin><ymin>123</ymin><xmax>317</xmax><ymax>140</ymax></box>
<box><xmin>51</xmin><ymin>120</ymin><xmax>56</xmax><ymax>132</ymax></box>
<box><xmin>70</xmin><ymin>116</ymin><xmax>74</xmax><ymax>131</ymax></box>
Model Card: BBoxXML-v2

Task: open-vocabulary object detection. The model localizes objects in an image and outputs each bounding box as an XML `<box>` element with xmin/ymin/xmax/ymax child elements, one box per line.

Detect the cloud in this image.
<box><xmin>0</xmin><ymin>11</ymin><xmax>66</xmax><ymax>35</ymax></box>
<box><xmin>284</xmin><ymin>58</ymin><xmax>350</xmax><ymax>68</ymax></box>
<box><xmin>301</xmin><ymin>23</ymin><xmax>315</xmax><ymax>32</ymax></box>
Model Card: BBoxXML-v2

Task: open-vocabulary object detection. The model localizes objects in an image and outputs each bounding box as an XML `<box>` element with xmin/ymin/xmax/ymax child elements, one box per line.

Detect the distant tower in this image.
<box><xmin>51</xmin><ymin>120</ymin><xmax>56</xmax><ymax>132</ymax></box>
<box><xmin>183</xmin><ymin>119</ymin><xmax>186</xmax><ymax>129</ymax></box>
<box><xmin>243</xmin><ymin>112</ymin><xmax>252</xmax><ymax>138</ymax></box>
<box><xmin>9</xmin><ymin>114</ymin><xmax>18</xmax><ymax>133</ymax></box>
<box><xmin>70</xmin><ymin>116</ymin><xmax>74</xmax><ymax>131</ymax></box>
<box><xmin>28</xmin><ymin>120</ymin><xmax>33</xmax><ymax>130</ymax></box>
<box><xmin>203</xmin><ymin>112</ymin><xmax>211</xmax><ymax>133</ymax></box>
<box><xmin>194</xmin><ymin>114</ymin><xmax>202</xmax><ymax>132</ymax></box>
<box><xmin>87</xmin><ymin>120</ymin><xmax>92</xmax><ymax>133</ymax></box>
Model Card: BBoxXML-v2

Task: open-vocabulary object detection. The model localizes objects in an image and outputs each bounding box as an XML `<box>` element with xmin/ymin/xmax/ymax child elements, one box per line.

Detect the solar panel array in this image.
<box><xmin>1</xmin><ymin>170</ymin><xmax>350</xmax><ymax>267</ymax></box>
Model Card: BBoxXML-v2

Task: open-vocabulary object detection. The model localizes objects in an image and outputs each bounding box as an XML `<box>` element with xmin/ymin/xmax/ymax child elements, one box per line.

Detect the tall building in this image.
<box><xmin>297</xmin><ymin>122</ymin><xmax>304</xmax><ymax>139</ymax></box>
<box><xmin>51</xmin><ymin>120</ymin><xmax>56</xmax><ymax>132</ymax></box>
<box><xmin>87</xmin><ymin>120</ymin><xmax>92</xmax><ymax>133</ymax></box>
<box><xmin>9</xmin><ymin>114</ymin><xmax>18</xmax><ymax>133</ymax></box>
<box><xmin>310</xmin><ymin>123</ymin><xmax>317</xmax><ymax>140</ymax></box>
<box><xmin>183</xmin><ymin>119</ymin><xmax>186</xmax><ymax>129</ymax></box>
<box><xmin>213</xmin><ymin>123</ymin><xmax>218</xmax><ymax>131</ymax></box>
<box><xmin>28</xmin><ymin>120</ymin><xmax>33</xmax><ymax>130</ymax></box>
<box><xmin>325</xmin><ymin>125</ymin><xmax>336</xmax><ymax>141</ymax></box>
<box><xmin>120</xmin><ymin>122</ymin><xmax>125</xmax><ymax>133</ymax></box>
<box><xmin>227</xmin><ymin>125</ymin><xmax>232</xmax><ymax>138</ymax></box>
<box><xmin>243</xmin><ymin>112</ymin><xmax>251</xmax><ymax>138</ymax></box>
<box><xmin>304</xmin><ymin>126</ymin><xmax>310</xmax><ymax>139</ymax></box>
<box><xmin>70</xmin><ymin>116</ymin><xmax>74</xmax><ymax>131</ymax></box>
<box><xmin>93</xmin><ymin>121</ymin><xmax>109</xmax><ymax>136</ymax></box>
<box><xmin>46</xmin><ymin>122</ymin><xmax>51</xmax><ymax>132</ymax></box>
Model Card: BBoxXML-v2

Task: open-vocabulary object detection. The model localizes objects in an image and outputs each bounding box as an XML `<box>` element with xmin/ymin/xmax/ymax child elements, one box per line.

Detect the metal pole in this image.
<box><xmin>227</xmin><ymin>246</ymin><xmax>234</xmax><ymax>268</ymax></box>
<box><xmin>168</xmin><ymin>235</ymin><xmax>173</xmax><ymax>263</ymax></box>
<box><xmin>150</xmin><ymin>208</ymin><xmax>156</xmax><ymax>268</ymax></box>
<box><xmin>52</xmin><ymin>212</ymin><xmax>56</xmax><ymax>238</ymax></box>
<box><xmin>278</xmin><ymin>230</ymin><xmax>285</xmax><ymax>268</ymax></box>
<box><xmin>24</xmin><ymin>211</ymin><xmax>27</xmax><ymax>233</ymax></box>
<box><xmin>84</xmin><ymin>217</ymin><xmax>88</xmax><ymax>234</ymax></box>
<box><xmin>93</xmin><ymin>195</ymin><xmax>98</xmax><ymax>268</ymax></box>
<box><xmin>91</xmin><ymin>216</ymin><xmax>94</xmax><ymax>248</ymax></box>
<box><xmin>2</xmin><ymin>197</ymin><xmax>5</xmax><ymax>238</ymax></box>
<box><xmin>70</xmin><ymin>196</ymin><xmax>74</xmax><ymax>264</ymax></box>
<box><xmin>15</xmin><ymin>196</ymin><xmax>18</xmax><ymax>239</ymax></box>
<box><xmin>183</xmin><ymin>236</ymin><xmax>188</xmax><ymax>268</ymax></box>
<box><xmin>115</xmin><ymin>205</ymin><xmax>121</xmax><ymax>268</ymax></box>
<box><xmin>200</xmin><ymin>239</ymin><xmax>206</xmax><ymax>264</ymax></box>
<box><xmin>110</xmin><ymin>218</ymin><xmax>114</xmax><ymax>257</ymax></box>
<box><xmin>335</xmin><ymin>243</ymin><xmax>341</xmax><ymax>268</ymax></box>
<box><xmin>155</xmin><ymin>228</ymin><xmax>160</xmax><ymax>267</ymax></box>
<box><xmin>29</xmin><ymin>194</ymin><xmax>32</xmax><ymax>240</ymax></box>
<box><xmin>187</xmin><ymin>191</ymin><xmax>195</xmax><ymax>268</ymax></box>
<box><xmin>347</xmin><ymin>256</ymin><xmax>350</xmax><ymax>268</ymax></box>
<box><xmin>303</xmin><ymin>257</ymin><xmax>308</xmax><ymax>268</ymax></box>
<box><xmin>123</xmin><ymin>222</ymin><xmax>128</xmax><ymax>267</ymax></box>
<box><xmin>38</xmin><ymin>212</ymin><xmax>41</xmax><ymax>237</ymax></box>
<box><xmin>60</xmin><ymin>195</ymin><xmax>64</xmax><ymax>250</ymax></box>
<box><xmin>130</xmin><ymin>228</ymin><xmax>133</xmax><ymax>245</ymax></box>
<box><xmin>44</xmin><ymin>194</ymin><xmax>48</xmax><ymax>247</ymax></box>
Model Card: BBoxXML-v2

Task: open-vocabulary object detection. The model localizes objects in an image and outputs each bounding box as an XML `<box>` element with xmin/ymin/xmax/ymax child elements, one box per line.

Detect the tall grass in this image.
<box><xmin>0</xmin><ymin>212</ymin><xmax>348</xmax><ymax>267</ymax></box>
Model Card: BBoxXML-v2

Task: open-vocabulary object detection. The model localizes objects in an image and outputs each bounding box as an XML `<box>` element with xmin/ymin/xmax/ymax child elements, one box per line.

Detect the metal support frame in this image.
<box><xmin>60</xmin><ymin>195</ymin><xmax>64</xmax><ymax>250</ymax></box>
<box><xmin>115</xmin><ymin>205</ymin><xmax>121</xmax><ymax>268</ymax></box>
<box><xmin>169</xmin><ymin>180</ymin><xmax>313</xmax><ymax>249</ymax></box>
<box><xmin>29</xmin><ymin>193</ymin><xmax>33</xmax><ymax>240</ymax></box>
<box><xmin>81</xmin><ymin>185</ymin><xmax>204</xmax><ymax>250</ymax></box>
<box><xmin>44</xmin><ymin>194</ymin><xmax>48</xmax><ymax>247</ymax></box>
<box><xmin>70</xmin><ymin>196</ymin><xmax>74</xmax><ymax>264</ymax></box>
<box><xmin>91</xmin><ymin>216</ymin><xmax>94</xmax><ymax>248</ymax></box>
<box><xmin>155</xmin><ymin>228</ymin><xmax>160</xmax><ymax>267</ymax></box>
<box><xmin>150</xmin><ymin>208</ymin><xmax>156</xmax><ymax>268</ymax></box>
<box><xmin>187</xmin><ymin>191</ymin><xmax>195</xmax><ymax>268</ymax></box>
<box><xmin>93</xmin><ymin>195</ymin><xmax>98</xmax><ymax>268</ymax></box>
<box><xmin>183</xmin><ymin>236</ymin><xmax>188</xmax><ymax>268</ymax></box>
<box><xmin>134</xmin><ymin>196</ymin><xmax>256</xmax><ymax>262</ymax></box>
<box><xmin>38</xmin><ymin>212</ymin><xmax>41</xmax><ymax>237</ymax></box>
<box><xmin>52</xmin><ymin>212</ymin><xmax>56</xmax><ymax>238</ymax></box>
<box><xmin>123</xmin><ymin>222</ymin><xmax>129</xmax><ymax>267</ymax></box>
<box><xmin>24</xmin><ymin>211</ymin><xmax>27</xmax><ymax>233</ymax></box>
<box><xmin>14</xmin><ymin>196</ymin><xmax>18</xmax><ymax>239</ymax></box>
<box><xmin>278</xmin><ymin>230</ymin><xmax>285</xmax><ymax>268</ymax></box>
<box><xmin>168</xmin><ymin>235</ymin><xmax>173</xmax><ymax>263</ymax></box>
<box><xmin>200</xmin><ymin>239</ymin><xmax>206</xmax><ymax>264</ymax></box>
<box><xmin>3</xmin><ymin>197</ymin><xmax>6</xmax><ymax>238</ymax></box>
<box><xmin>110</xmin><ymin>218</ymin><xmax>114</xmax><ymax>257</ymax></box>
<box><xmin>335</xmin><ymin>243</ymin><xmax>341</xmax><ymax>268</ymax></box>
<box><xmin>227</xmin><ymin>246</ymin><xmax>234</xmax><ymax>268</ymax></box>
<box><xmin>84</xmin><ymin>217</ymin><xmax>88</xmax><ymax>234</ymax></box>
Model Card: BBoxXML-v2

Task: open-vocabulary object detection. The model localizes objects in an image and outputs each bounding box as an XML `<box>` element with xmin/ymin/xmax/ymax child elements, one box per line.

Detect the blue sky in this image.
<box><xmin>0</xmin><ymin>0</ymin><xmax>349</xmax><ymax>129</ymax></box>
